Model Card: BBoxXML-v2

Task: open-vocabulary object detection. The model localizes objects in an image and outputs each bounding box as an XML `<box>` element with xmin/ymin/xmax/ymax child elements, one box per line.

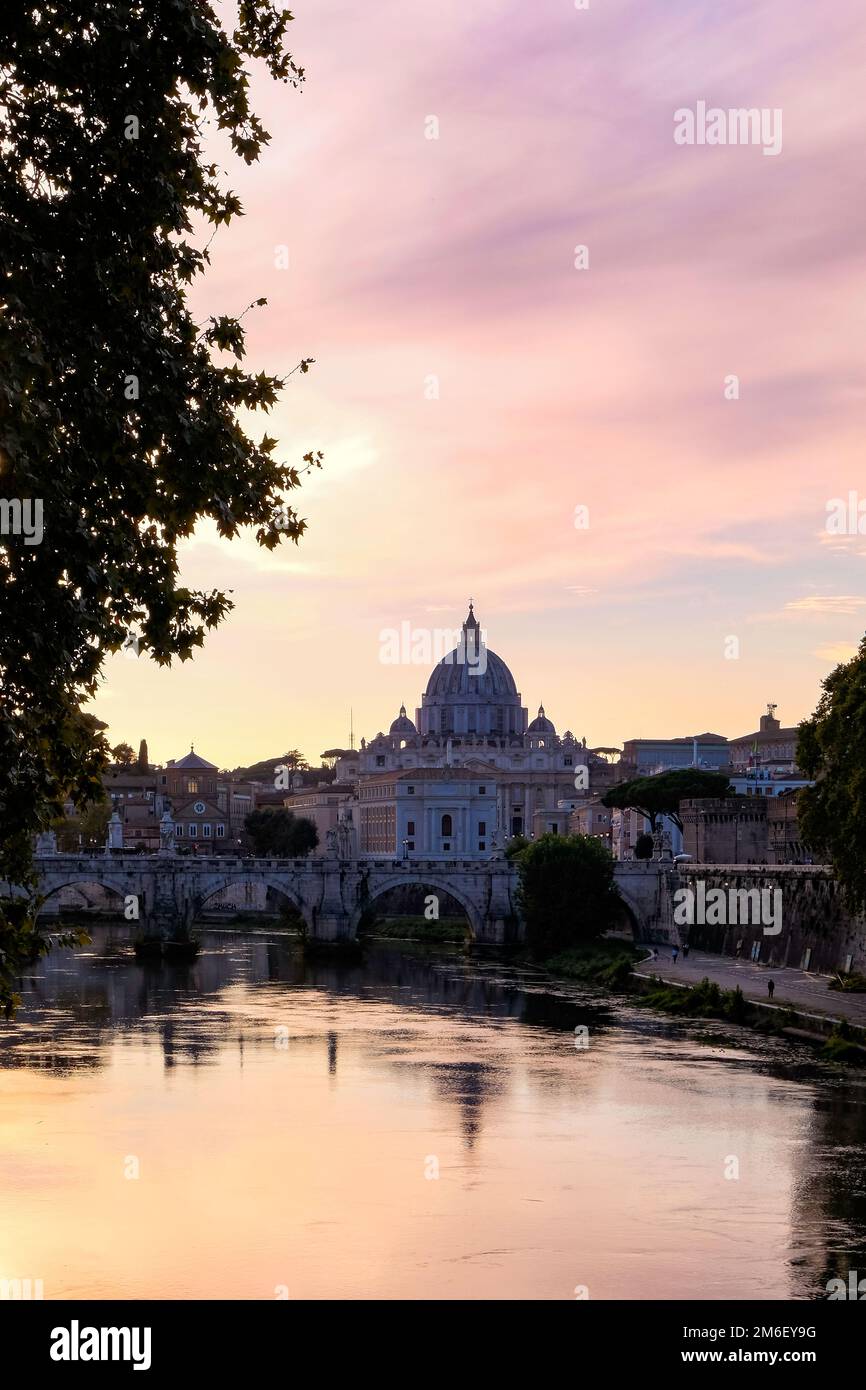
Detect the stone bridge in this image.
<box><xmin>9</xmin><ymin>854</ymin><xmax>679</xmax><ymax>944</ymax></box>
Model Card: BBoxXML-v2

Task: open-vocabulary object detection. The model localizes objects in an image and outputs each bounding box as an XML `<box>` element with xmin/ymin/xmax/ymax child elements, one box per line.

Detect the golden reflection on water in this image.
<box><xmin>2</xmin><ymin>927</ymin><xmax>866</xmax><ymax>1300</ymax></box>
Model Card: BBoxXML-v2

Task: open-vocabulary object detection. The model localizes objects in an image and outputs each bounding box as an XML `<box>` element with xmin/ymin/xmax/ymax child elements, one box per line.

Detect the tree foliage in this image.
<box><xmin>514</xmin><ymin>832</ymin><xmax>621</xmax><ymax>957</ymax></box>
<box><xmin>634</xmin><ymin>832</ymin><xmax>654</xmax><ymax>860</ymax></box>
<box><xmin>243</xmin><ymin>807</ymin><xmax>318</xmax><ymax>857</ymax></box>
<box><xmin>0</xmin><ymin>1</ymin><xmax>318</xmax><ymax>1012</ymax></box>
<box><xmin>602</xmin><ymin>769</ymin><xmax>732</xmax><ymax>830</ymax></box>
<box><xmin>797</xmin><ymin>635</ymin><xmax>866</xmax><ymax>908</ymax></box>
<box><xmin>52</xmin><ymin>797</ymin><xmax>112</xmax><ymax>852</ymax></box>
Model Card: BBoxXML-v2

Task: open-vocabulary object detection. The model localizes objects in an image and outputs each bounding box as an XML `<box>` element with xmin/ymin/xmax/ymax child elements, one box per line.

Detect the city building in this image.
<box><xmin>729</xmin><ymin>705</ymin><xmax>800</xmax><ymax>773</ymax></box>
<box><xmin>284</xmin><ymin>780</ymin><xmax>357</xmax><ymax>853</ymax></box>
<box><xmin>619</xmin><ymin>733</ymin><xmax>730</xmax><ymax>775</ymax></box>
<box><xmin>681</xmin><ymin>797</ymin><xmax>769</xmax><ymax>864</ymax></box>
<box><xmin>340</xmin><ymin>603</ymin><xmax>616</xmax><ymax>857</ymax></box>
<box><xmin>358</xmin><ymin>769</ymin><xmax>499</xmax><ymax>857</ymax></box>
<box><xmin>568</xmin><ymin>796</ymin><xmax>614</xmax><ymax>847</ymax></box>
<box><xmin>768</xmin><ymin>790</ymin><xmax>809</xmax><ymax>864</ymax></box>
<box><xmin>103</xmin><ymin>765</ymin><xmax>160</xmax><ymax>850</ymax></box>
<box><xmin>161</xmin><ymin>749</ymin><xmax>229</xmax><ymax>850</ymax></box>
<box><xmin>159</xmin><ymin>748</ymin><xmax>257</xmax><ymax>852</ymax></box>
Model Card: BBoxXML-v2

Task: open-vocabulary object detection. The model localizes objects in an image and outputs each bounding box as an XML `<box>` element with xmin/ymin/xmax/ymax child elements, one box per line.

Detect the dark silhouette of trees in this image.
<box><xmin>0</xmin><ymin>1</ymin><xmax>318</xmax><ymax>1013</ymax></box>
<box><xmin>798</xmin><ymin>635</ymin><xmax>866</xmax><ymax>908</ymax></box>
<box><xmin>515</xmin><ymin>833</ymin><xmax>620</xmax><ymax>957</ymax></box>
<box><xmin>603</xmin><ymin>769</ymin><xmax>732</xmax><ymax>831</ymax></box>
<box><xmin>244</xmin><ymin>808</ymin><xmax>318</xmax><ymax>858</ymax></box>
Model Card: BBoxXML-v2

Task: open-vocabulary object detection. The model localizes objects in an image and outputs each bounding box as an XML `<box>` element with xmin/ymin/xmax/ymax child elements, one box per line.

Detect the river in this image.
<box><xmin>2</xmin><ymin>923</ymin><xmax>865</xmax><ymax>1300</ymax></box>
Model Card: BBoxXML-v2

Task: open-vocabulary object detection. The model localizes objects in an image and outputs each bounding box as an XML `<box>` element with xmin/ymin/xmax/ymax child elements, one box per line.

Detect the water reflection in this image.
<box><xmin>2</xmin><ymin>923</ymin><xmax>866</xmax><ymax>1300</ymax></box>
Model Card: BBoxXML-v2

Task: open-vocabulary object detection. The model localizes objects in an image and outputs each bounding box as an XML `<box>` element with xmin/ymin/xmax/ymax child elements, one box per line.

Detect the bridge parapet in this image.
<box><xmin>8</xmin><ymin>852</ymin><xmax>731</xmax><ymax>949</ymax></box>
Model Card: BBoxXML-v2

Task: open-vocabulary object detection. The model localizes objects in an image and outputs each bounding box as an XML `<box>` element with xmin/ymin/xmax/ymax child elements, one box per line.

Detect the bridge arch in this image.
<box><xmin>612</xmin><ymin>864</ymin><xmax>673</xmax><ymax>943</ymax></box>
<box><xmin>349</xmin><ymin>874</ymin><xmax>484</xmax><ymax>941</ymax></box>
<box><xmin>35</xmin><ymin>875</ymin><xmax>132</xmax><ymax>920</ymax></box>
<box><xmin>609</xmin><ymin>894</ymin><xmax>642</xmax><ymax>940</ymax></box>
<box><xmin>190</xmin><ymin>875</ymin><xmax>312</xmax><ymax>932</ymax></box>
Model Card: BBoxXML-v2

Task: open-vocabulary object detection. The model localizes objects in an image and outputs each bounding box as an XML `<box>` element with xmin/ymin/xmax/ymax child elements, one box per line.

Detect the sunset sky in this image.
<box><xmin>89</xmin><ymin>0</ymin><xmax>866</xmax><ymax>768</ymax></box>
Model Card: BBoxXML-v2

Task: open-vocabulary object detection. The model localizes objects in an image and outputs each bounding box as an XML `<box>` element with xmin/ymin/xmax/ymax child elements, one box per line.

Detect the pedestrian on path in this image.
<box><xmin>682</xmin><ymin>942</ymin><xmax>690</xmax><ymax>959</ymax></box>
<box><xmin>672</xmin><ymin>945</ymin><xmax>679</xmax><ymax>963</ymax></box>
<box><xmin>768</xmin><ymin>978</ymin><xmax>775</xmax><ymax>1000</ymax></box>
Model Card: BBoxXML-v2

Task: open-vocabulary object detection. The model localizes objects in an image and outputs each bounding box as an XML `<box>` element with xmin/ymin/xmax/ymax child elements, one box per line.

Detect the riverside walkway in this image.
<box><xmin>635</xmin><ymin>947</ymin><xmax>866</xmax><ymax>1028</ymax></box>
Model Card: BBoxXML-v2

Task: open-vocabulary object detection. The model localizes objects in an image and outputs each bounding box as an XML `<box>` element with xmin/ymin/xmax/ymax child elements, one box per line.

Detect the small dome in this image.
<box><xmin>389</xmin><ymin>703</ymin><xmax>417</xmax><ymax>735</ymax></box>
<box><xmin>527</xmin><ymin>703</ymin><xmax>556</xmax><ymax>735</ymax></box>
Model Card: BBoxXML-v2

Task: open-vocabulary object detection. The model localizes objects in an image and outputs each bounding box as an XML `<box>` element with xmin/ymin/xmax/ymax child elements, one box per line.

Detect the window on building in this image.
<box><xmin>188</xmin><ymin>824</ymin><xmax>197</xmax><ymax>838</ymax></box>
<box><xmin>187</xmin><ymin>779</ymin><xmax>198</xmax><ymax>794</ymax></box>
<box><xmin>478</xmin><ymin>821</ymin><xmax>486</xmax><ymax>836</ymax></box>
<box><xmin>478</xmin><ymin>842</ymin><xmax>486</xmax><ymax>852</ymax></box>
<box><xmin>176</xmin><ymin>824</ymin><xmax>183</xmax><ymax>836</ymax></box>
<box><xmin>407</xmin><ymin>841</ymin><xmax>415</xmax><ymax>851</ymax></box>
<box><xmin>442</xmin><ymin>842</ymin><xmax>450</xmax><ymax>851</ymax></box>
<box><xmin>564</xmin><ymin>756</ymin><xmax>573</xmax><ymax>767</ymax></box>
<box><xmin>376</xmin><ymin>756</ymin><xmax>385</xmax><ymax>767</ymax></box>
<box><xmin>407</xmin><ymin>820</ymin><xmax>415</xmax><ymax>836</ymax></box>
<box><xmin>407</xmin><ymin>785</ymin><xmax>415</xmax><ymax>794</ymax></box>
<box><xmin>202</xmin><ymin>824</ymin><xmax>212</xmax><ymax>838</ymax></box>
<box><xmin>216</xmin><ymin>824</ymin><xmax>225</xmax><ymax>837</ymax></box>
<box><xmin>478</xmin><ymin>785</ymin><xmax>486</xmax><ymax>794</ymax></box>
<box><xmin>441</xmin><ymin>814</ymin><xmax>453</xmax><ymax>837</ymax></box>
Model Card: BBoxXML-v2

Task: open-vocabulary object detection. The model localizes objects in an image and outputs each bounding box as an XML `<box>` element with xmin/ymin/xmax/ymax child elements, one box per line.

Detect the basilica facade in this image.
<box><xmin>325</xmin><ymin>604</ymin><xmax>616</xmax><ymax>859</ymax></box>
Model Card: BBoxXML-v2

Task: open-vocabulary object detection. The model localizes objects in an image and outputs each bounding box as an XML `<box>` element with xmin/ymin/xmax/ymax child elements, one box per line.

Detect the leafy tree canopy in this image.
<box><xmin>515</xmin><ymin>832</ymin><xmax>621</xmax><ymax>957</ymax></box>
<box><xmin>602</xmin><ymin>769</ymin><xmax>732</xmax><ymax>830</ymax></box>
<box><xmin>634</xmin><ymin>832</ymin><xmax>654</xmax><ymax>860</ymax></box>
<box><xmin>0</xmin><ymin>1</ymin><xmax>317</xmax><ymax>1012</ymax></box>
<box><xmin>52</xmin><ymin>797</ymin><xmax>111</xmax><ymax>852</ymax></box>
<box><xmin>797</xmin><ymin>635</ymin><xmax>866</xmax><ymax>908</ymax></box>
<box><xmin>244</xmin><ymin>807</ymin><xmax>318</xmax><ymax>857</ymax></box>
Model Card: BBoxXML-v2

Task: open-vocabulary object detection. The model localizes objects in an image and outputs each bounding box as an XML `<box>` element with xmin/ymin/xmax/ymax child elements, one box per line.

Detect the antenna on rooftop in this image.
<box><xmin>350</xmin><ymin>708</ymin><xmax>354</xmax><ymax>751</ymax></box>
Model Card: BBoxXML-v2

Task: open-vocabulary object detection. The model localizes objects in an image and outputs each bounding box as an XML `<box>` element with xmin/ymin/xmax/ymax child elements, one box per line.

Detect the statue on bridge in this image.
<box><xmin>652</xmin><ymin>826</ymin><xmax>673</xmax><ymax>862</ymax></box>
<box><xmin>105</xmin><ymin>810</ymin><xmax>124</xmax><ymax>852</ymax></box>
<box><xmin>336</xmin><ymin>817</ymin><xmax>354</xmax><ymax>860</ymax></box>
<box><xmin>158</xmin><ymin>811</ymin><xmax>176</xmax><ymax>855</ymax></box>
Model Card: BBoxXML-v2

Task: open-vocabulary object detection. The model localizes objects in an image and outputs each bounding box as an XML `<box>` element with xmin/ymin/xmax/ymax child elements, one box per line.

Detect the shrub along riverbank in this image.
<box><xmin>534</xmin><ymin>942</ymin><xmax>866</xmax><ymax>1066</ymax></box>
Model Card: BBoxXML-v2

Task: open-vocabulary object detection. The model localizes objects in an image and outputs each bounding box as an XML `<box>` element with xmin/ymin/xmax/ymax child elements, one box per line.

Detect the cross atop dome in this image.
<box><xmin>463</xmin><ymin>600</ymin><xmax>478</xmax><ymax>631</ymax></box>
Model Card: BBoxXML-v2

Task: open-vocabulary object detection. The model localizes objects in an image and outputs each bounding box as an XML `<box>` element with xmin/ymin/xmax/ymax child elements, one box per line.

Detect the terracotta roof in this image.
<box><xmin>171</xmin><ymin>749</ymin><xmax>218</xmax><ymax>770</ymax></box>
